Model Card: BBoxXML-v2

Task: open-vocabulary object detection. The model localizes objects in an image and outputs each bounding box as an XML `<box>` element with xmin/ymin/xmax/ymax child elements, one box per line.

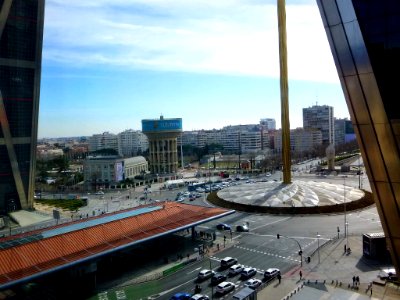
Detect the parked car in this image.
<box><xmin>211</xmin><ymin>273</ymin><xmax>227</xmax><ymax>285</ymax></box>
<box><xmin>216</xmin><ymin>223</ymin><xmax>231</xmax><ymax>230</ymax></box>
<box><xmin>236</xmin><ymin>224</ymin><xmax>249</xmax><ymax>232</ymax></box>
<box><xmin>220</xmin><ymin>257</ymin><xmax>237</xmax><ymax>268</ymax></box>
<box><xmin>190</xmin><ymin>294</ymin><xmax>209</xmax><ymax>300</ymax></box>
<box><xmin>216</xmin><ymin>281</ymin><xmax>235</xmax><ymax>295</ymax></box>
<box><xmin>240</xmin><ymin>267</ymin><xmax>257</xmax><ymax>279</ymax></box>
<box><xmin>176</xmin><ymin>196</ymin><xmax>185</xmax><ymax>202</ymax></box>
<box><xmin>244</xmin><ymin>278</ymin><xmax>262</xmax><ymax>289</ymax></box>
<box><xmin>228</xmin><ymin>264</ymin><xmax>244</xmax><ymax>276</ymax></box>
<box><xmin>170</xmin><ymin>292</ymin><xmax>192</xmax><ymax>300</ymax></box>
<box><xmin>263</xmin><ymin>268</ymin><xmax>280</xmax><ymax>280</ymax></box>
<box><xmin>197</xmin><ymin>269</ymin><xmax>214</xmax><ymax>281</ymax></box>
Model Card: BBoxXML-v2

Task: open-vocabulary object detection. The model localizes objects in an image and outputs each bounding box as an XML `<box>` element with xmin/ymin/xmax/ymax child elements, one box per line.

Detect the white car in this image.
<box><xmin>228</xmin><ymin>264</ymin><xmax>244</xmax><ymax>276</ymax></box>
<box><xmin>240</xmin><ymin>267</ymin><xmax>257</xmax><ymax>279</ymax></box>
<box><xmin>216</xmin><ymin>281</ymin><xmax>235</xmax><ymax>294</ymax></box>
<box><xmin>264</xmin><ymin>268</ymin><xmax>280</xmax><ymax>280</ymax></box>
<box><xmin>197</xmin><ymin>269</ymin><xmax>214</xmax><ymax>281</ymax></box>
<box><xmin>244</xmin><ymin>278</ymin><xmax>262</xmax><ymax>289</ymax></box>
<box><xmin>190</xmin><ymin>294</ymin><xmax>209</xmax><ymax>300</ymax></box>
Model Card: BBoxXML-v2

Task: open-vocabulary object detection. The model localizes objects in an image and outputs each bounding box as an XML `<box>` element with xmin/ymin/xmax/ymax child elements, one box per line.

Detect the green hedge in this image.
<box><xmin>34</xmin><ymin>199</ymin><xmax>86</xmax><ymax>211</ymax></box>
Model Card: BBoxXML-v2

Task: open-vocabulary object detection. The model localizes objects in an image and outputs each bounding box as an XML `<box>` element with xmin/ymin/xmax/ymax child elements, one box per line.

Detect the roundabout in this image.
<box><xmin>207</xmin><ymin>176</ymin><xmax>374</xmax><ymax>215</ymax></box>
<box><xmin>217</xmin><ymin>180</ymin><xmax>365</xmax><ymax>207</ymax></box>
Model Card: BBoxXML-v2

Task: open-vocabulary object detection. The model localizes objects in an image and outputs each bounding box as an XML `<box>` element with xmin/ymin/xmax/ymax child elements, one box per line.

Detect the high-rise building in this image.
<box><xmin>317</xmin><ymin>0</ymin><xmax>400</xmax><ymax>277</ymax></box>
<box><xmin>260</xmin><ymin>118</ymin><xmax>276</xmax><ymax>130</ymax></box>
<box><xmin>274</xmin><ymin>128</ymin><xmax>322</xmax><ymax>154</ymax></box>
<box><xmin>334</xmin><ymin>118</ymin><xmax>356</xmax><ymax>146</ymax></box>
<box><xmin>0</xmin><ymin>0</ymin><xmax>45</xmax><ymax>213</ymax></box>
<box><xmin>303</xmin><ymin>105</ymin><xmax>334</xmax><ymax>146</ymax></box>
<box><xmin>88</xmin><ymin>132</ymin><xmax>118</xmax><ymax>153</ymax></box>
<box><xmin>117</xmin><ymin>129</ymin><xmax>148</xmax><ymax>157</ymax></box>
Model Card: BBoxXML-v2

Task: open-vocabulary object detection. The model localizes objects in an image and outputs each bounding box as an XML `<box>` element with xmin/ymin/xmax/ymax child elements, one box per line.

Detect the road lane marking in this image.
<box><xmin>251</xmin><ymin>217</ymin><xmax>291</xmax><ymax>231</ymax></box>
<box><xmin>187</xmin><ymin>267</ymin><xmax>201</xmax><ymax>274</ymax></box>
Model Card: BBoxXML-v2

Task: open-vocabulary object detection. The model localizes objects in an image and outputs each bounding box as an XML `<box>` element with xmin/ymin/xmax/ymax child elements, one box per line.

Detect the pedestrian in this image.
<box><xmin>299</xmin><ymin>270</ymin><xmax>302</xmax><ymax>280</ymax></box>
<box><xmin>344</xmin><ymin>244</ymin><xmax>347</xmax><ymax>252</ymax></box>
<box><xmin>356</xmin><ymin>276</ymin><xmax>360</xmax><ymax>286</ymax></box>
<box><xmin>370</xmin><ymin>287</ymin><xmax>373</xmax><ymax>296</ymax></box>
<box><xmin>352</xmin><ymin>276</ymin><xmax>356</xmax><ymax>286</ymax></box>
<box><xmin>277</xmin><ymin>273</ymin><xmax>281</xmax><ymax>284</ymax></box>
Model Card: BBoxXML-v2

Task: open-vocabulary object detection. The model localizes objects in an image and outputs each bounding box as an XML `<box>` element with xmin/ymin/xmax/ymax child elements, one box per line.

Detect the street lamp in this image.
<box><xmin>343</xmin><ymin>176</ymin><xmax>347</xmax><ymax>239</ymax></box>
<box><xmin>358</xmin><ymin>155</ymin><xmax>361</xmax><ymax>189</ymax></box>
<box><xmin>208</xmin><ymin>252</ymin><xmax>214</xmax><ymax>300</ymax></box>
<box><xmin>317</xmin><ymin>233</ymin><xmax>321</xmax><ymax>264</ymax></box>
<box><xmin>277</xmin><ymin>234</ymin><xmax>303</xmax><ymax>267</ymax></box>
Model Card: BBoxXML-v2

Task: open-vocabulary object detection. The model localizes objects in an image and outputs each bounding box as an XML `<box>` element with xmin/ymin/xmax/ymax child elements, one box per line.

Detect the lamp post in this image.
<box><xmin>346</xmin><ymin>221</ymin><xmax>349</xmax><ymax>248</ymax></box>
<box><xmin>277</xmin><ymin>234</ymin><xmax>303</xmax><ymax>267</ymax></box>
<box><xmin>343</xmin><ymin>176</ymin><xmax>347</xmax><ymax>239</ymax></box>
<box><xmin>209</xmin><ymin>254</ymin><xmax>214</xmax><ymax>300</ymax></box>
<box><xmin>317</xmin><ymin>233</ymin><xmax>321</xmax><ymax>264</ymax></box>
<box><xmin>358</xmin><ymin>155</ymin><xmax>361</xmax><ymax>189</ymax></box>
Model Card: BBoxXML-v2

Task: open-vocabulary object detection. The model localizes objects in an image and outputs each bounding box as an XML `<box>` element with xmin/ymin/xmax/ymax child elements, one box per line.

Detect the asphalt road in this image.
<box><xmin>95</xmin><ymin>201</ymin><xmax>382</xmax><ymax>300</ymax></box>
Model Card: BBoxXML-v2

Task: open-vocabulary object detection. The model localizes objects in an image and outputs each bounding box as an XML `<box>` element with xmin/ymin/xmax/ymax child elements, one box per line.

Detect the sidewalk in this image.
<box><xmin>257</xmin><ymin>236</ymin><xmax>400</xmax><ymax>299</ymax></box>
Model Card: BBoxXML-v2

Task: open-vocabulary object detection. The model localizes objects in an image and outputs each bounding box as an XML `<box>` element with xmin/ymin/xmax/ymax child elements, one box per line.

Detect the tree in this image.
<box><xmin>53</xmin><ymin>156</ymin><xmax>69</xmax><ymax>174</ymax></box>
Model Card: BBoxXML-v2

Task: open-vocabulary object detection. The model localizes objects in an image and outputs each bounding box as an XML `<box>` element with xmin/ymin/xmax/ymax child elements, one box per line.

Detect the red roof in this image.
<box><xmin>0</xmin><ymin>202</ymin><xmax>232</xmax><ymax>287</ymax></box>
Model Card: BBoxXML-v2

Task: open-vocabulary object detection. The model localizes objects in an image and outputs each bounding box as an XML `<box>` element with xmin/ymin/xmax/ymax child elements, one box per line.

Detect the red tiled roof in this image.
<box><xmin>0</xmin><ymin>202</ymin><xmax>232</xmax><ymax>287</ymax></box>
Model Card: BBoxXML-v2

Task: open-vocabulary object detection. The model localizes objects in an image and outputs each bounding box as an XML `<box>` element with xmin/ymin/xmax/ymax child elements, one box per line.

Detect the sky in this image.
<box><xmin>38</xmin><ymin>0</ymin><xmax>349</xmax><ymax>138</ymax></box>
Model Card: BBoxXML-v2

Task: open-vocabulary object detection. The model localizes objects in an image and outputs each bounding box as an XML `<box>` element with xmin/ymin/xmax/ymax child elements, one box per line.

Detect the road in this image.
<box><xmin>95</xmin><ymin>201</ymin><xmax>382</xmax><ymax>300</ymax></box>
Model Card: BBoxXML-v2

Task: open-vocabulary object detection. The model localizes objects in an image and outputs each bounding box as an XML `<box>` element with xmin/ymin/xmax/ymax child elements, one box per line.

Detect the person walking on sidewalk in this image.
<box><xmin>299</xmin><ymin>270</ymin><xmax>302</xmax><ymax>280</ymax></box>
<box><xmin>277</xmin><ymin>273</ymin><xmax>281</xmax><ymax>284</ymax></box>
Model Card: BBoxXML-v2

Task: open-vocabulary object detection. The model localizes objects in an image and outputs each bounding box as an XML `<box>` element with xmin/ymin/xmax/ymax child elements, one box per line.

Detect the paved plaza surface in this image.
<box><xmin>257</xmin><ymin>235</ymin><xmax>400</xmax><ymax>300</ymax></box>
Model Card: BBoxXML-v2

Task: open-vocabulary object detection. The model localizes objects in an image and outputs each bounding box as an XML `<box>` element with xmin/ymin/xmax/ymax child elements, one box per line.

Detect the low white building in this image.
<box><xmin>124</xmin><ymin>156</ymin><xmax>148</xmax><ymax>180</ymax></box>
<box><xmin>83</xmin><ymin>155</ymin><xmax>148</xmax><ymax>188</ymax></box>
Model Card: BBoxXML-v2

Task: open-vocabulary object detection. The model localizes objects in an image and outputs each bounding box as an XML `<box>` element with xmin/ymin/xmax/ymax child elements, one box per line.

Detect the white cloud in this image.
<box><xmin>43</xmin><ymin>0</ymin><xmax>338</xmax><ymax>83</ymax></box>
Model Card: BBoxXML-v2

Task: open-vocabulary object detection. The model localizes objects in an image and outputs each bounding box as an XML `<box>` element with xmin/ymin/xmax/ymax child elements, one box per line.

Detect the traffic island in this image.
<box><xmin>207</xmin><ymin>190</ymin><xmax>375</xmax><ymax>215</ymax></box>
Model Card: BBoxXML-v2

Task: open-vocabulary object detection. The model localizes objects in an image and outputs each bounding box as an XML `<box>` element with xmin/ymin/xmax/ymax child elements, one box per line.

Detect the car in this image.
<box><xmin>236</xmin><ymin>224</ymin><xmax>249</xmax><ymax>232</ymax></box>
<box><xmin>197</xmin><ymin>269</ymin><xmax>214</xmax><ymax>281</ymax></box>
<box><xmin>263</xmin><ymin>268</ymin><xmax>280</xmax><ymax>280</ymax></box>
<box><xmin>216</xmin><ymin>223</ymin><xmax>231</xmax><ymax>230</ymax></box>
<box><xmin>220</xmin><ymin>257</ymin><xmax>238</xmax><ymax>268</ymax></box>
<box><xmin>190</xmin><ymin>294</ymin><xmax>209</xmax><ymax>300</ymax></box>
<box><xmin>95</xmin><ymin>191</ymin><xmax>104</xmax><ymax>195</ymax></box>
<box><xmin>244</xmin><ymin>278</ymin><xmax>262</xmax><ymax>289</ymax></box>
<box><xmin>240</xmin><ymin>267</ymin><xmax>257</xmax><ymax>279</ymax></box>
<box><xmin>228</xmin><ymin>264</ymin><xmax>244</xmax><ymax>276</ymax></box>
<box><xmin>211</xmin><ymin>273</ymin><xmax>227</xmax><ymax>285</ymax></box>
<box><xmin>170</xmin><ymin>292</ymin><xmax>192</xmax><ymax>300</ymax></box>
<box><xmin>215</xmin><ymin>281</ymin><xmax>235</xmax><ymax>295</ymax></box>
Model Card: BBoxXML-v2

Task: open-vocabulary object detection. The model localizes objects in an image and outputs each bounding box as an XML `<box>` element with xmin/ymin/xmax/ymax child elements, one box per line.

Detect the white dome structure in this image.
<box><xmin>217</xmin><ymin>180</ymin><xmax>364</xmax><ymax>207</ymax></box>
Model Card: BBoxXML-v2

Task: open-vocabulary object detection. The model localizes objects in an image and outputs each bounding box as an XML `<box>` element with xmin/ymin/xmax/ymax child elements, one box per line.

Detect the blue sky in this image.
<box><xmin>38</xmin><ymin>0</ymin><xmax>349</xmax><ymax>138</ymax></box>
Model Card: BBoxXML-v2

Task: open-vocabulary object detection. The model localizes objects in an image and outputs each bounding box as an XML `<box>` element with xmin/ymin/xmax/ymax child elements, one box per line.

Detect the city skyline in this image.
<box><xmin>39</xmin><ymin>0</ymin><xmax>349</xmax><ymax>138</ymax></box>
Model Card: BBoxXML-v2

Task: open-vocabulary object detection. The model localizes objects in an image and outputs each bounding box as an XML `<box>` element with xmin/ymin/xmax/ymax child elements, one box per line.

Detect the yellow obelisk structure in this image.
<box><xmin>278</xmin><ymin>0</ymin><xmax>291</xmax><ymax>184</ymax></box>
